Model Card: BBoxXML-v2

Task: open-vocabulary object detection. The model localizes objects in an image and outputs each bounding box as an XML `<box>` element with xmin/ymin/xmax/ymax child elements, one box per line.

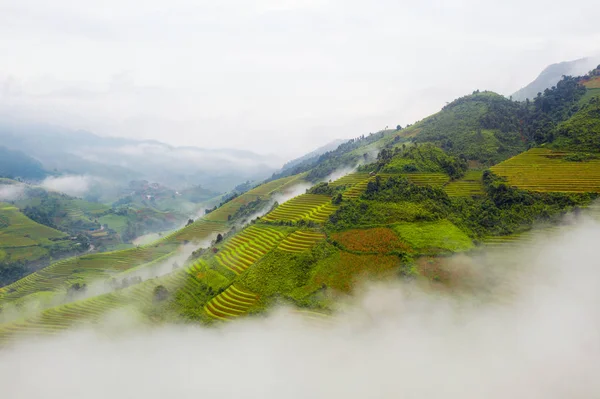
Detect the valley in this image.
<box><xmin>1</xmin><ymin>65</ymin><xmax>600</xmax><ymax>350</ymax></box>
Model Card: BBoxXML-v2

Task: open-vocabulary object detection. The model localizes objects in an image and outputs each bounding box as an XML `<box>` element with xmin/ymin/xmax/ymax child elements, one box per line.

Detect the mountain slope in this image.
<box><xmin>2</xmin><ymin>74</ymin><xmax>600</xmax><ymax>345</ymax></box>
<box><xmin>0</xmin><ymin>122</ymin><xmax>278</xmax><ymax>192</ymax></box>
<box><xmin>0</xmin><ymin>203</ymin><xmax>84</xmax><ymax>285</ymax></box>
<box><xmin>0</xmin><ymin>146</ymin><xmax>47</xmax><ymax>180</ymax></box>
<box><xmin>512</xmin><ymin>57</ymin><xmax>600</xmax><ymax>101</ymax></box>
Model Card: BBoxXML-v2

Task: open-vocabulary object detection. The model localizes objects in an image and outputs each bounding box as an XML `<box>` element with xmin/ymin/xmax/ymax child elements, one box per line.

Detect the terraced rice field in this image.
<box><xmin>167</xmin><ymin>219</ymin><xmax>227</xmax><ymax>243</ymax></box>
<box><xmin>343</xmin><ymin>179</ymin><xmax>371</xmax><ymax>199</ymax></box>
<box><xmin>262</xmin><ymin>194</ymin><xmax>338</xmax><ymax>223</ymax></box>
<box><xmin>204</xmin><ymin>194</ymin><xmax>263</xmax><ymax>222</ymax></box>
<box><xmin>491</xmin><ymin>148</ymin><xmax>600</xmax><ymax>192</ymax></box>
<box><xmin>331</xmin><ymin>227</ymin><xmax>409</xmax><ymax>253</ymax></box>
<box><xmin>583</xmin><ymin>76</ymin><xmax>600</xmax><ymax>89</ymax></box>
<box><xmin>204</xmin><ymin>175</ymin><xmax>308</xmax><ymax>222</ymax></box>
<box><xmin>329</xmin><ymin>172</ymin><xmax>370</xmax><ymax>187</ymax></box>
<box><xmin>0</xmin><ymin>204</ymin><xmax>67</xmax><ymax>247</ymax></box>
<box><xmin>204</xmin><ymin>285</ymin><xmax>259</xmax><ymax>320</ymax></box>
<box><xmin>344</xmin><ymin>173</ymin><xmax>450</xmax><ymax>199</ymax></box>
<box><xmin>444</xmin><ymin>170</ymin><xmax>485</xmax><ymax>197</ymax></box>
<box><xmin>0</xmin><ymin>262</ymin><xmax>203</xmax><ymax>346</ymax></box>
<box><xmin>215</xmin><ymin>225</ymin><xmax>285</xmax><ymax>274</ymax></box>
<box><xmin>245</xmin><ymin>174</ymin><xmax>307</xmax><ymax>196</ymax></box>
<box><xmin>277</xmin><ymin>230</ymin><xmax>325</xmax><ymax>253</ymax></box>
<box><xmin>0</xmin><ymin>243</ymin><xmax>178</xmax><ymax>303</ymax></box>
<box><xmin>0</xmin><ymin>293</ymin><xmax>125</xmax><ymax>345</ymax></box>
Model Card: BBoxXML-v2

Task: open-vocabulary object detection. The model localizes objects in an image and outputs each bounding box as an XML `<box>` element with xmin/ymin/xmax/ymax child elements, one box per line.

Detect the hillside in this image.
<box><xmin>512</xmin><ymin>57</ymin><xmax>600</xmax><ymax>101</ymax></box>
<box><xmin>0</xmin><ymin>203</ymin><xmax>84</xmax><ymax>285</ymax></box>
<box><xmin>0</xmin><ymin>178</ymin><xmax>204</xmax><ymax>286</ymax></box>
<box><xmin>1</xmin><ymin>71</ymin><xmax>600</xmax><ymax>346</ymax></box>
<box><xmin>0</xmin><ymin>146</ymin><xmax>47</xmax><ymax>180</ymax></box>
<box><xmin>0</xmin><ymin>122</ymin><xmax>278</xmax><ymax>192</ymax></box>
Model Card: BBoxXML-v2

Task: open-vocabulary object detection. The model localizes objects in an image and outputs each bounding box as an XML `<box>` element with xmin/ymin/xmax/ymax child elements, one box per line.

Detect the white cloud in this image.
<box><xmin>0</xmin><ymin>183</ymin><xmax>25</xmax><ymax>201</ymax></box>
<box><xmin>2</xmin><ymin>219</ymin><xmax>600</xmax><ymax>397</ymax></box>
<box><xmin>41</xmin><ymin>175</ymin><xmax>92</xmax><ymax>197</ymax></box>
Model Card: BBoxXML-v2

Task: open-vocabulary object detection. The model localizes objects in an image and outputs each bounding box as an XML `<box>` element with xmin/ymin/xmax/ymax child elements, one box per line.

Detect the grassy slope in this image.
<box><xmin>0</xmin><ymin>175</ymin><xmax>306</xmax><ymax>329</ymax></box>
<box><xmin>405</xmin><ymin>92</ymin><xmax>527</xmax><ymax>164</ymax></box>
<box><xmin>491</xmin><ymin>148</ymin><xmax>600</xmax><ymax>192</ymax></box>
<box><xmin>2</xmin><ymin>87</ymin><xmax>600</xmax><ymax>340</ymax></box>
<box><xmin>0</xmin><ymin>203</ymin><xmax>72</xmax><ymax>264</ymax></box>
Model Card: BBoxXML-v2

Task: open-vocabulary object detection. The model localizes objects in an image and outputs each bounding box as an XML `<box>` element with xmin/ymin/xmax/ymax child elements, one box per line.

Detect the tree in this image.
<box><xmin>396</xmin><ymin>125</ymin><xmax>402</xmax><ymax>130</ymax></box>
<box><xmin>216</xmin><ymin>233</ymin><xmax>223</xmax><ymax>243</ymax></box>
<box><xmin>153</xmin><ymin>285</ymin><xmax>169</xmax><ymax>302</ymax></box>
<box><xmin>332</xmin><ymin>193</ymin><xmax>343</xmax><ymax>205</ymax></box>
<box><xmin>186</xmin><ymin>218</ymin><xmax>194</xmax><ymax>226</ymax></box>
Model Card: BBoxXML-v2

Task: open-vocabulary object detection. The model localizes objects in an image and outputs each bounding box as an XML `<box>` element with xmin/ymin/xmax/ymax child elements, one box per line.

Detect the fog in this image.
<box><xmin>2</xmin><ymin>0</ymin><xmax>600</xmax><ymax>158</ymax></box>
<box><xmin>1</xmin><ymin>218</ymin><xmax>599</xmax><ymax>397</ymax></box>
<box><xmin>40</xmin><ymin>175</ymin><xmax>93</xmax><ymax>197</ymax></box>
<box><xmin>0</xmin><ymin>183</ymin><xmax>25</xmax><ymax>201</ymax></box>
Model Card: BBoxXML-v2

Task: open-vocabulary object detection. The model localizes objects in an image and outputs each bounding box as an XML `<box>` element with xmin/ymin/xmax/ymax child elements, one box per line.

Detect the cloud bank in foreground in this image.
<box><xmin>2</xmin><ymin>219</ymin><xmax>600</xmax><ymax>398</ymax></box>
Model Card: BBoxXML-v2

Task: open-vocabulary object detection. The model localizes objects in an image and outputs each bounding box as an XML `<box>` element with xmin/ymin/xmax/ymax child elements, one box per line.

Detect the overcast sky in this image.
<box><xmin>1</xmin><ymin>0</ymin><xmax>599</xmax><ymax>158</ymax></box>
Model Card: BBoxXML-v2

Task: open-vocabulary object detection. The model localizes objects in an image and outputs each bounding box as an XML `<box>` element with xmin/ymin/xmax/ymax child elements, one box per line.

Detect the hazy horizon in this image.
<box><xmin>2</xmin><ymin>0</ymin><xmax>600</xmax><ymax>158</ymax></box>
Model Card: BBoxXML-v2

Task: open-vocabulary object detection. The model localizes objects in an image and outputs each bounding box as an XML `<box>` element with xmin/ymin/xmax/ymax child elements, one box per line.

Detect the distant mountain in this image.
<box><xmin>280</xmin><ymin>139</ymin><xmax>348</xmax><ymax>172</ymax></box>
<box><xmin>0</xmin><ymin>122</ymin><xmax>279</xmax><ymax>192</ymax></box>
<box><xmin>512</xmin><ymin>57</ymin><xmax>600</xmax><ymax>101</ymax></box>
<box><xmin>0</xmin><ymin>146</ymin><xmax>47</xmax><ymax>180</ymax></box>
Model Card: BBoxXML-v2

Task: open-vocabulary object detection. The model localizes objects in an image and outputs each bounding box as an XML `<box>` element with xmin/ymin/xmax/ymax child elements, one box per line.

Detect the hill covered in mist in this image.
<box><xmin>1</xmin><ymin>66</ymin><xmax>600</xmax><ymax>399</ymax></box>
<box><xmin>512</xmin><ymin>56</ymin><xmax>600</xmax><ymax>101</ymax></box>
<box><xmin>0</xmin><ymin>122</ymin><xmax>279</xmax><ymax>193</ymax></box>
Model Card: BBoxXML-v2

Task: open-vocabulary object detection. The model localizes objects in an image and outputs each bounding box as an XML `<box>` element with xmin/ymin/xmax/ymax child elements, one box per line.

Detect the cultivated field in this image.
<box><xmin>583</xmin><ymin>76</ymin><xmax>600</xmax><ymax>89</ymax></box>
<box><xmin>444</xmin><ymin>170</ymin><xmax>485</xmax><ymax>197</ymax></box>
<box><xmin>392</xmin><ymin>220</ymin><xmax>473</xmax><ymax>253</ymax></box>
<box><xmin>342</xmin><ymin>178</ymin><xmax>371</xmax><ymax>199</ymax></box>
<box><xmin>215</xmin><ymin>225</ymin><xmax>285</xmax><ymax>274</ymax></box>
<box><xmin>277</xmin><ymin>230</ymin><xmax>325</xmax><ymax>253</ymax></box>
<box><xmin>262</xmin><ymin>194</ymin><xmax>338</xmax><ymax>223</ymax></box>
<box><xmin>329</xmin><ymin>172</ymin><xmax>370</xmax><ymax>188</ymax></box>
<box><xmin>204</xmin><ymin>174</ymin><xmax>308</xmax><ymax>222</ymax></box>
<box><xmin>0</xmin><ymin>244</ymin><xmax>178</xmax><ymax>303</ymax></box>
<box><xmin>204</xmin><ymin>284</ymin><xmax>259</xmax><ymax>320</ymax></box>
<box><xmin>331</xmin><ymin>227</ymin><xmax>409</xmax><ymax>253</ymax></box>
<box><xmin>166</xmin><ymin>219</ymin><xmax>227</xmax><ymax>243</ymax></box>
<box><xmin>343</xmin><ymin>173</ymin><xmax>451</xmax><ymax>199</ymax></box>
<box><xmin>0</xmin><ymin>261</ymin><xmax>203</xmax><ymax>346</ymax></box>
<box><xmin>0</xmin><ymin>203</ymin><xmax>70</xmax><ymax>264</ymax></box>
<box><xmin>490</xmin><ymin>148</ymin><xmax>600</xmax><ymax>192</ymax></box>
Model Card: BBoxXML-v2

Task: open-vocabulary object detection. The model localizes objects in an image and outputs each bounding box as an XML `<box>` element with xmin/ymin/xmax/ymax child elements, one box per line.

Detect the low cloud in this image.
<box><xmin>2</xmin><ymin>218</ymin><xmax>600</xmax><ymax>398</ymax></box>
<box><xmin>0</xmin><ymin>183</ymin><xmax>25</xmax><ymax>201</ymax></box>
<box><xmin>40</xmin><ymin>175</ymin><xmax>92</xmax><ymax>197</ymax></box>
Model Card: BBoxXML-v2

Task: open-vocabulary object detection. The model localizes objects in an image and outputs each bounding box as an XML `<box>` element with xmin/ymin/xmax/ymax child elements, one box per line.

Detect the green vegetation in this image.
<box><xmin>3</xmin><ymin>67</ymin><xmax>600</xmax><ymax>340</ymax></box>
<box><xmin>491</xmin><ymin>148</ymin><xmax>600</xmax><ymax>192</ymax></box>
<box><xmin>204</xmin><ymin>285</ymin><xmax>259</xmax><ymax>320</ymax></box>
<box><xmin>409</xmin><ymin>91</ymin><xmax>526</xmax><ymax>164</ymax></box>
<box><xmin>376</xmin><ymin>143</ymin><xmax>468</xmax><ymax>179</ymax></box>
<box><xmin>0</xmin><ymin>203</ymin><xmax>86</xmax><ymax>286</ymax></box>
<box><xmin>214</xmin><ymin>225</ymin><xmax>286</xmax><ymax>275</ymax></box>
<box><xmin>444</xmin><ymin>170</ymin><xmax>485</xmax><ymax>197</ymax></box>
<box><xmin>277</xmin><ymin>230</ymin><xmax>325</xmax><ymax>253</ymax></box>
<box><xmin>331</xmin><ymin>227</ymin><xmax>409</xmax><ymax>254</ymax></box>
<box><xmin>553</xmin><ymin>97</ymin><xmax>600</xmax><ymax>151</ymax></box>
<box><xmin>392</xmin><ymin>220</ymin><xmax>473</xmax><ymax>253</ymax></box>
<box><xmin>205</xmin><ymin>174</ymin><xmax>306</xmax><ymax>222</ymax></box>
<box><xmin>262</xmin><ymin>194</ymin><xmax>338</xmax><ymax>223</ymax></box>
